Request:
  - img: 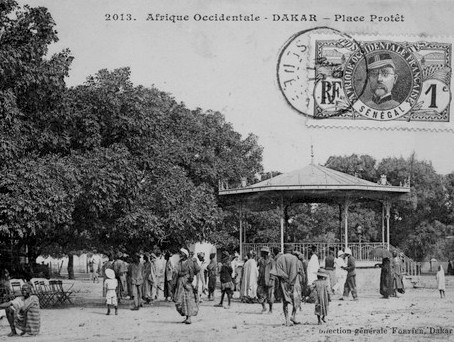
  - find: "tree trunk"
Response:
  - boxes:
[67,254,74,279]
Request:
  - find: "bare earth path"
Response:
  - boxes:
[1,269,453,342]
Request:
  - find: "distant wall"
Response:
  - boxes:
[36,254,106,275]
[420,261,449,274]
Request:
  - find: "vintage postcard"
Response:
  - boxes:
[4,0,454,341]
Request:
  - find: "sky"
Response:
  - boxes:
[17,0,454,175]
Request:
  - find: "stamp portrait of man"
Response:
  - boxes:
[364,53,400,110]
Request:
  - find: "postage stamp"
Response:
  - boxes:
[277,29,453,130]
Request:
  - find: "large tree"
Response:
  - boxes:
[0,1,264,274]
[0,1,74,274]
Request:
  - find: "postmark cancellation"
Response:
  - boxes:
[277,30,453,130]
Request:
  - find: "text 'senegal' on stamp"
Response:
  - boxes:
[277,28,453,130]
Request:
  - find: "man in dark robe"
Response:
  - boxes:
[270,244,301,326]
[257,246,275,313]
[206,253,217,301]
[379,257,393,298]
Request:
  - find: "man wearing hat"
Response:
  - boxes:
[333,250,347,296]
[364,52,400,110]
[270,244,302,326]
[257,246,275,313]
[174,248,199,324]
[341,247,358,301]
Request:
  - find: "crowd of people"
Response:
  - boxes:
[98,250,170,311]
[3,244,449,337]
[222,244,358,326]
[92,244,358,326]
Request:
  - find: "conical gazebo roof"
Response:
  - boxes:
[250,164,383,188]
[219,163,409,206]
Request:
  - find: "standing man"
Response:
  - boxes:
[379,256,393,299]
[113,252,125,300]
[118,254,129,299]
[324,248,336,294]
[174,248,199,324]
[257,247,275,313]
[154,250,166,300]
[194,252,207,302]
[307,245,319,286]
[0,284,40,336]
[230,252,241,293]
[341,247,358,301]
[240,251,258,303]
[392,251,405,296]
[102,254,115,297]
[333,250,347,296]
[270,244,301,326]
[206,253,217,301]
[163,251,174,301]
[142,253,154,304]
[130,253,144,310]
[88,256,98,283]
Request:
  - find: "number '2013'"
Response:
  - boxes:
[105,14,133,21]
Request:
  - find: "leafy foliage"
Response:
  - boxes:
[0,1,263,266]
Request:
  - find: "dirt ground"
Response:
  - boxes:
[1,269,453,342]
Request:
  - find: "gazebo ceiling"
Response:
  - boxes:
[219,164,410,208]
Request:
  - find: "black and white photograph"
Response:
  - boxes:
[0,0,453,341]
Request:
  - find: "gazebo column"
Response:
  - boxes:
[239,203,243,259]
[381,204,385,247]
[280,195,285,253]
[384,200,391,250]
[342,199,351,249]
[338,204,343,244]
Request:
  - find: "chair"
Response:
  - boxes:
[32,280,56,308]
[10,280,23,296]
[55,280,74,305]
[0,285,14,304]
[49,280,66,305]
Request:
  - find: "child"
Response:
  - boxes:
[214,251,233,309]
[104,269,118,315]
[436,265,446,298]
[313,270,330,324]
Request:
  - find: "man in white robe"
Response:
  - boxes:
[240,251,258,302]
[307,245,319,285]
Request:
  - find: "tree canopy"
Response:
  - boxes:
[0,2,263,274]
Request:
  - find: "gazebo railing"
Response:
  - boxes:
[242,242,384,261]
[242,242,420,276]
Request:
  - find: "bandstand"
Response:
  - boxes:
[219,163,411,263]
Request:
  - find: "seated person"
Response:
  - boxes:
[0,284,40,337]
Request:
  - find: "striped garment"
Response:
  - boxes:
[13,295,40,335]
